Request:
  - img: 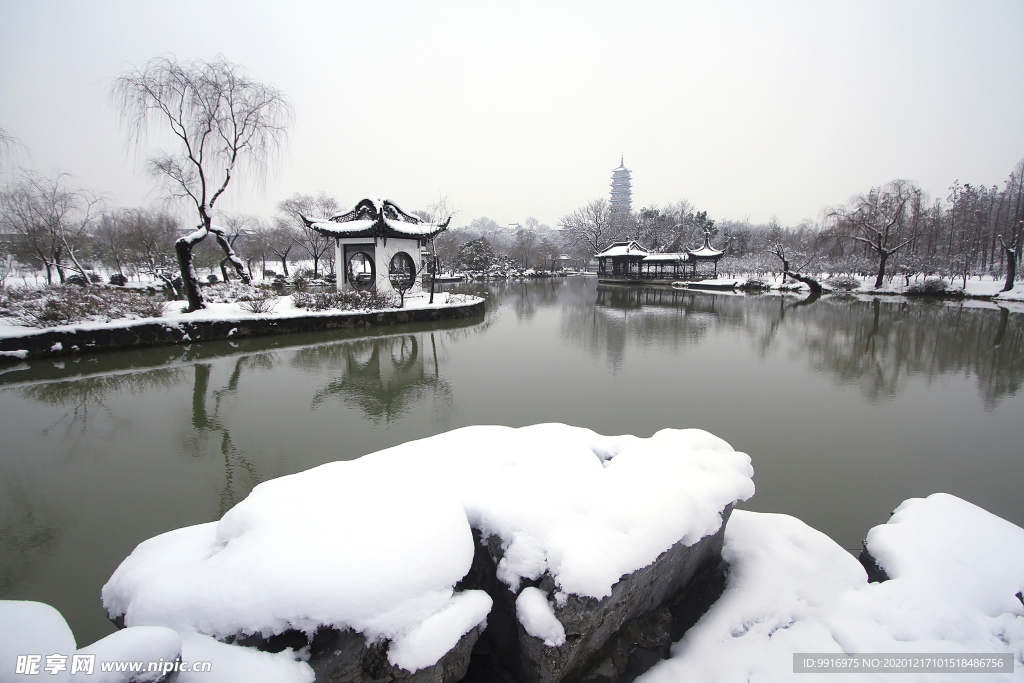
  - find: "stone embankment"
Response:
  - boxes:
[0,300,484,361]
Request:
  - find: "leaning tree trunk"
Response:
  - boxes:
[784,270,822,294]
[176,224,251,311]
[874,250,889,289]
[999,235,1018,292]
[176,229,207,311]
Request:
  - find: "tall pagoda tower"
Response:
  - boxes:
[610,156,632,215]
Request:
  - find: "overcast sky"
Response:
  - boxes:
[2,0,1022,230]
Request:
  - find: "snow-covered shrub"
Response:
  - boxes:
[291,275,308,291]
[906,277,962,296]
[202,280,257,304]
[237,286,278,314]
[109,273,128,286]
[824,276,860,291]
[206,273,219,284]
[5,285,164,327]
[737,279,770,291]
[292,289,396,311]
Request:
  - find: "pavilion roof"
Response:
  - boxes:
[596,241,648,258]
[303,197,449,241]
[687,232,724,259]
[642,252,690,262]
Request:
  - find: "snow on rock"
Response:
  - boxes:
[0,601,76,681]
[386,590,493,672]
[516,587,566,647]
[102,424,753,679]
[178,629,314,683]
[639,494,1024,683]
[71,626,181,683]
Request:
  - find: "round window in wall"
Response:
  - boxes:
[347,252,375,291]
[388,252,416,291]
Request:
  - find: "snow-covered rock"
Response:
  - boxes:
[102,424,754,683]
[0,601,76,681]
[71,626,181,683]
[638,493,1024,683]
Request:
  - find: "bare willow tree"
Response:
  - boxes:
[110,55,292,310]
[0,123,23,168]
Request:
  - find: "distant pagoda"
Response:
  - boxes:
[610,156,633,215]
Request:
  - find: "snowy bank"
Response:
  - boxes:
[0,292,483,361]
[639,493,1024,683]
[102,424,754,682]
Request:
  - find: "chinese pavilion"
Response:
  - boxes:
[595,229,725,283]
[303,197,449,295]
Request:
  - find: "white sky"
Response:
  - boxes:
[1,0,1022,229]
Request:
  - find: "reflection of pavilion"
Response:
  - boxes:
[310,334,451,423]
[596,229,724,283]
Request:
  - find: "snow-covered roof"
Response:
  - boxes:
[304,197,449,241]
[596,241,649,258]
[688,232,724,259]
[642,252,690,262]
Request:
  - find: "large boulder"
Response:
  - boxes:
[102,424,754,682]
[460,509,734,683]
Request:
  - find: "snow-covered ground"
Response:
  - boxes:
[0,291,479,342]
[735,273,1024,302]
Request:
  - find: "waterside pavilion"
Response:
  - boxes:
[596,230,725,283]
[303,197,449,295]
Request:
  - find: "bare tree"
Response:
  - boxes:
[558,197,615,255]
[997,162,1024,292]
[123,209,180,291]
[110,55,291,310]
[512,228,537,268]
[422,192,459,303]
[269,218,297,276]
[0,123,24,169]
[0,171,102,285]
[828,179,923,289]
[238,215,273,278]
[767,218,822,294]
[94,210,132,278]
[277,192,339,277]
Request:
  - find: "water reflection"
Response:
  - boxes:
[187,362,262,515]
[0,475,63,597]
[304,334,452,424]
[561,283,1024,407]
[19,369,183,450]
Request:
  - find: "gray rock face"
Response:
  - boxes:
[459,506,734,683]
[226,623,482,683]
[305,625,483,683]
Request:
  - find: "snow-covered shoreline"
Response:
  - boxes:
[0,292,484,362]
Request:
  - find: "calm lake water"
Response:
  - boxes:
[1,276,1022,646]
